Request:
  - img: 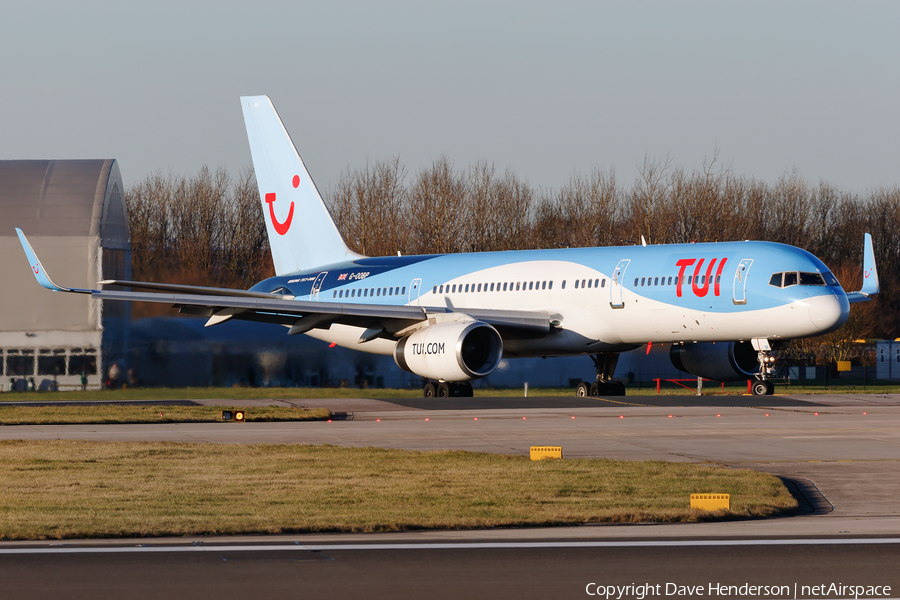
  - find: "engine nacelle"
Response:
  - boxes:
[394,321,503,382]
[670,341,759,382]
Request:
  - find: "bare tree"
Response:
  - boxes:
[408,157,468,255]
[627,154,674,245]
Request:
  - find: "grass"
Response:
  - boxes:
[0,441,796,540]
[0,405,330,426]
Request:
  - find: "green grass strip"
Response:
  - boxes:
[0,405,330,425]
[0,441,797,540]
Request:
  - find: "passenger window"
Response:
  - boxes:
[542,281,547,290]
[402,286,406,295]
[561,280,566,289]
[784,272,798,287]
[634,278,639,286]
[503,283,508,291]
[601,279,605,288]
[654,277,659,286]
[549,281,553,290]
[587,279,592,289]
[489,283,494,292]
[376,288,381,297]
[582,279,586,288]
[529,282,534,291]
[641,277,645,286]
[575,280,580,289]
[594,279,599,288]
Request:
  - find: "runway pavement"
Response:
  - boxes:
[2,393,899,599]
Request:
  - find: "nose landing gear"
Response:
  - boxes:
[751,339,776,396]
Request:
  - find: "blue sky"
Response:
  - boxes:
[3,1,898,194]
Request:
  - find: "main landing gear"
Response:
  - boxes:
[574,353,625,397]
[750,339,777,396]
[423,381,474,398]
[751,379,774,396]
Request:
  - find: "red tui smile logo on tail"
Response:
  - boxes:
[265,175,300,235]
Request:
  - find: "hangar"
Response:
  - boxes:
[0,160,130,390]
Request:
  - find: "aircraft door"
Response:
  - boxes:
[732,260,752,305]
[409,278,422,305]
[609,259,630,309]
[311,271,328,300]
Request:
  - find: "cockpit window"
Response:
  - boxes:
[769,272,830,288]
[799,272,825,286]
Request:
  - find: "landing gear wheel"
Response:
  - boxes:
[457,382,474,397]
[610,382,626,396]
[437,382,451,397]
[751,380,770,396]
[575,382,591,397]
[589,382,602,396]
[765,380,774,396]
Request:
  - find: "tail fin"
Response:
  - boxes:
[847,233,880,303]
[240,95,362,275]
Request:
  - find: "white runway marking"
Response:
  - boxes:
[1,538,899,554]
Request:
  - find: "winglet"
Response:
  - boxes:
[15,228,89,294]
[847,233,880,303]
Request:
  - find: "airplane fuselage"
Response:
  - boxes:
[249,240,851,357]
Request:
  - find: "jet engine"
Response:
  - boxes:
[670,341,760,382]
[394,321,503,382]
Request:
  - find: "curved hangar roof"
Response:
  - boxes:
[0,159,128,248]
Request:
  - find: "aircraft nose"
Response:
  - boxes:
[808,292,849,333]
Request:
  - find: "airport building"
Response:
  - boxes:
[0,160,130,391]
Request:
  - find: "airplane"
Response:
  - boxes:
[16,95,880,397]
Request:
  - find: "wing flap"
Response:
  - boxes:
[99,279,285,299]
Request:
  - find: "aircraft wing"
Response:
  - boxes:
[16,229,551,340]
